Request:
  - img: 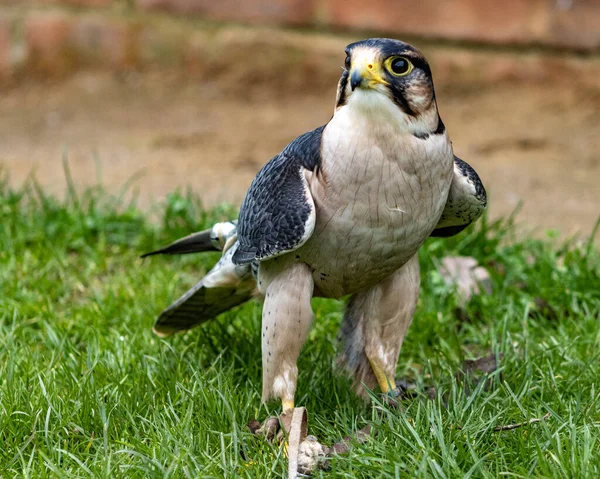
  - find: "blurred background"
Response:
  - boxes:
[0,0,598,237]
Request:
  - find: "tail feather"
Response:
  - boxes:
[141,229,216,258]
[337,295,377,397]
[141,221,238,258]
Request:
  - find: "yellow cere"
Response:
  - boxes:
[351,50,389,87]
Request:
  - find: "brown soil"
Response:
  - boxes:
[2,31,599,237]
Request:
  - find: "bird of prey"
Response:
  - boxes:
[144,38,487,414]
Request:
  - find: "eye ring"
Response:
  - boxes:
[384,56,413,77]
[344,55,351,70]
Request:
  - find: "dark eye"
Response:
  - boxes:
[386,56,412,76]
[344,55,351,70]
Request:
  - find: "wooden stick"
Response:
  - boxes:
[493,411,551,431]
[287,407,308,479]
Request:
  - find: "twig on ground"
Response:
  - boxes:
[455,411,551,432]
[493,411,551,431]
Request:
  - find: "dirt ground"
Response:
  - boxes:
[1,32,599,237]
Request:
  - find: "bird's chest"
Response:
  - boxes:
[299,120,453,297]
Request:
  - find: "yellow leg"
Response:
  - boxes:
[281,400,295,456]
[369,358,396,393]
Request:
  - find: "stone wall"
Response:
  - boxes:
[1,0,599,78]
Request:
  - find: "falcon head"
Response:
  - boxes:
[335,38,442,136]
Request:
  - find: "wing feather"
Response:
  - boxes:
[431,156,487,237]
[153,246,255,336]
[232,126,324,265]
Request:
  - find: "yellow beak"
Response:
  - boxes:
[350,54,388,90]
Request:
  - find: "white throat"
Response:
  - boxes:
[321,87,452,184]
[336,89,411,132]
[334,88,438,137]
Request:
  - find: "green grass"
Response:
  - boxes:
[1,173,599,478]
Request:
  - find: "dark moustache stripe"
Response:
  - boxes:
[390,85,417,117]
[336,69,349,108]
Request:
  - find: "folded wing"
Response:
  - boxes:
[431,156,487,237]
[232,126,324,265]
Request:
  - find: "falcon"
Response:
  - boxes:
[144,38,487,414]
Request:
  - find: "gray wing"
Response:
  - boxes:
[232,126,324,265]
[431,156,487,237]
[143,221,255,337]
[153,245,256,337]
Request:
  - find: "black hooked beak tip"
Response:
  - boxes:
[350,70,362,91]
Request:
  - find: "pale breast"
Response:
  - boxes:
[296,103,453,298]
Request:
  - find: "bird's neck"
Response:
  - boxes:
[333,89,441,138]
[321,94,452,184]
